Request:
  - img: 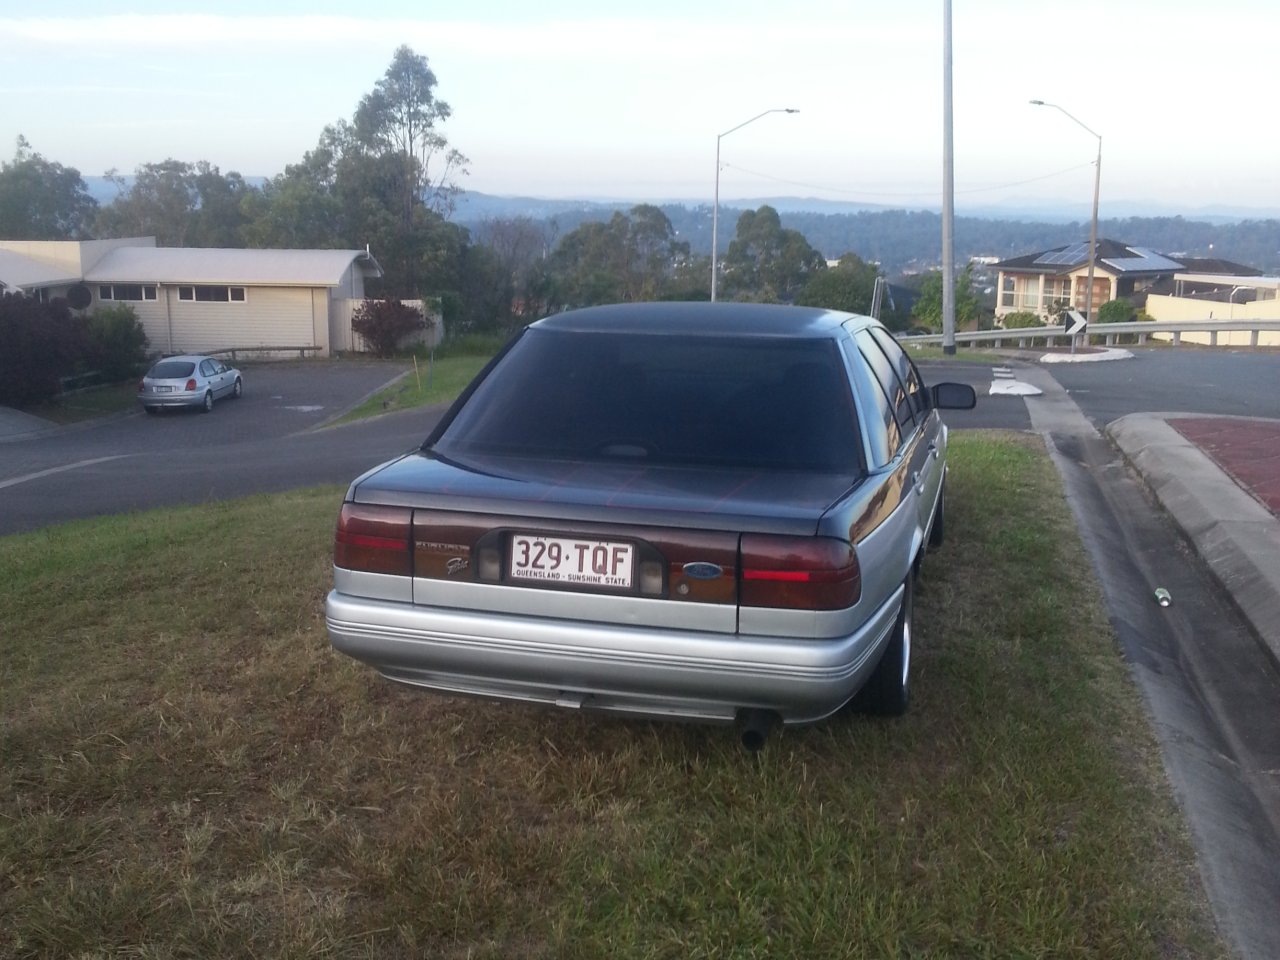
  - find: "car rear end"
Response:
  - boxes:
[325,304,914,728]
[138,358,203,410]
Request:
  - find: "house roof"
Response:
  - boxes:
[1173,273,1280,290]
[0,249,82,290]
[995,239,1184,276]
[83,247,383,287]
[1174,257,1262,277]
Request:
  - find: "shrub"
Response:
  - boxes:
[1001,311,1042,329]
[1097,299,1135,324]
[351,299,426,358]
[85,304,149,380]
[0,292,85,406]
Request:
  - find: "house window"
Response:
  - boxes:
[178,285,247,302]
[98,284,157,301]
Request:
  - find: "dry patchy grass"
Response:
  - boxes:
[0,435,1224,958]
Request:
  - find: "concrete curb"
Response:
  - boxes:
[1107,413,1280,669]
[1039,347,1134,364]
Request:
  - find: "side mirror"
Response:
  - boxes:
[930,382,977,410]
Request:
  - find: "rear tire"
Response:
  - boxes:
[144,406,158,416]
[202,391,214,413]
[856,574,912,716]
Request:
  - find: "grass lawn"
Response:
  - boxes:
[334,352,492,423]
[0,432,1223,958]
[21,381,141,424]
[902,344,1006,363]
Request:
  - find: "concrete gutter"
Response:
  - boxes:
[1107,413,1280,669]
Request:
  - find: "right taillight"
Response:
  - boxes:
[739,534,861,610]
[334,504,412,576]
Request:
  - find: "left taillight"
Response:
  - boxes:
[739,534,861,610]
[334,504,412,576]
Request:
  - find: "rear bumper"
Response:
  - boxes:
[138,391,203,409]
[325,586,903,724]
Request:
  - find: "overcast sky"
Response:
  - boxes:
[2,1,1277,216]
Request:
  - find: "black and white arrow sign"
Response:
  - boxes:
[1064,310,1088,336]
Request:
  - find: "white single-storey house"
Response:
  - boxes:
[0,237,437,358]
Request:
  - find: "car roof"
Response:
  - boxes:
[530,302,874,338]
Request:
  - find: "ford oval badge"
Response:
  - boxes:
[683,562,723,580]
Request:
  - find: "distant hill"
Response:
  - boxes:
[79,177,1280,275]
[450,192,1280,275]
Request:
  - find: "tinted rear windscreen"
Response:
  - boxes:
[434,329,862,473]
[150,361,196,379]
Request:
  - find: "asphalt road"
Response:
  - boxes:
[0,361,439,536]
[1042,346,1280,427]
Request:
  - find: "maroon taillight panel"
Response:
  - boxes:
[413,511,482,581]
[739,534,861,610]
[334,504,413,576]
[405,509,737,602]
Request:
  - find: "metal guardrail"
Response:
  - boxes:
[900,319,1280,349]
[209,345,324,361]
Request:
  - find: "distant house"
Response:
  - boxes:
[993,239,1189,322]
[992,238,1276,344]
[0,237,431,358]
[1144,272,1280,346]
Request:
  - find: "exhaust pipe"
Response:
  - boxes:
[736,708,781,752]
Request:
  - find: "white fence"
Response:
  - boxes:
[331,298,445,354]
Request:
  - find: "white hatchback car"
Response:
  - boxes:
[137,355,242,414]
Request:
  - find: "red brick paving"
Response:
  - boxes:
[1168,418,1280,517]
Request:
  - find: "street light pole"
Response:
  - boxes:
[711,108,799,302]
[1031,100,1102,350]
[941,0,956,354]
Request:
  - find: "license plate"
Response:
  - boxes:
[155,386,174,393]
[509,535,634,589]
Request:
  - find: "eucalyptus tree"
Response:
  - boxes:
[722,205,825,302]
[352,45,469,220]
[0,136,97,239]
[796,253,879,315]
[542,206,689,308]
[96,159,254,247]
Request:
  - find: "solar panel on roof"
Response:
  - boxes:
[1034,242,1090,266]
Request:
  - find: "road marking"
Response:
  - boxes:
[989,379,1043,396]
[0,455,133,491]
[283,405,324,413]
[993,367,1014,378]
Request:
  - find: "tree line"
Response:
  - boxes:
[23,44,1227,336]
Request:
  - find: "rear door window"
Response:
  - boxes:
[868,327,925,422]
[853,329,917,462]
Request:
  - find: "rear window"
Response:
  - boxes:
[433,329,863,473]
[149,361,196,379]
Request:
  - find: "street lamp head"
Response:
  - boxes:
[1029,99,1045,106]
[784,108,800,114]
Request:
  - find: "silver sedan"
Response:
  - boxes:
[137,355,242,414]
[325,303,976,749]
